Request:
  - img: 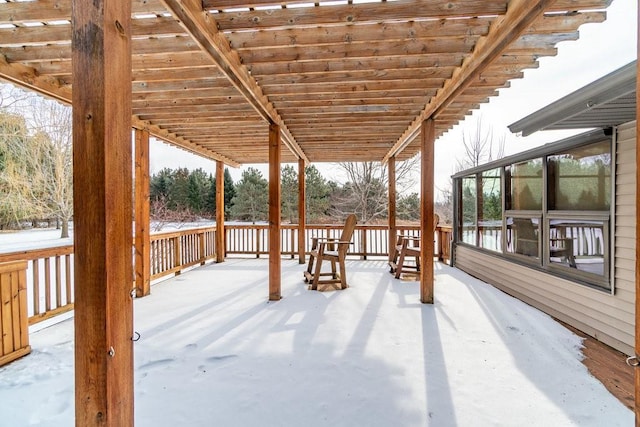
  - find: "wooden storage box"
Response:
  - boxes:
[0,260,31,366]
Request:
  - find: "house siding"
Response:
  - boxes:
[454,121,636,355]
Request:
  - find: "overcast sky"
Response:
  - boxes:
[150,0,637,196]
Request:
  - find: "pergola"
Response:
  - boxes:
[0,0,623,425]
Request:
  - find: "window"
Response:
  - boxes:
[460,175,476,245]
[505,158,542,210]
[506,216,540,259]
[453,135,613,291]
[547,141,611,211]
[478,169,502,252]
[504,158,543,263]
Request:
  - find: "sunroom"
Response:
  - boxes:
[451,61,636,356]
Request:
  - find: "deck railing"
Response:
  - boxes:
[0,223,452,324]
[150,227,217,279]
[0,245,75,325]
[225,224,451,261]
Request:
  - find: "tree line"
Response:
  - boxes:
[149,161,428,226]
[0,85,457,237]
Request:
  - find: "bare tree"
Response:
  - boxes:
[0,113,39,229]
[332,157,419,223]
[150,195,198,232]
[456,118,505,171]
[0,84,31,110]
[5,94,74,237]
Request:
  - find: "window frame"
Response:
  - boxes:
[452,131,613,292]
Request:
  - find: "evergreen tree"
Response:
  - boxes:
[150,168,172,202]
[223,168,236,217]
[205,173,216,215]
[281,164,298,223]
[305,165,331,222]
[230,167,268,222]
[187,168,210,215]
[169,167,190,210]
[398,193,420,221]
[209,167,236,218]
[187,173,203,214]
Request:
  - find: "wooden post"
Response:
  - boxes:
[388,157,397,262]
[634,11,640,424]
[135,128,150,297]
[72,0,134,424]
[216,160,225,263]
[269,123,282,300]
[298,158,306,264]
[420,119,435,304]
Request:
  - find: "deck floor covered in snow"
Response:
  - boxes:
[0,258,633,426]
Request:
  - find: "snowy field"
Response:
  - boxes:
[0,258,632,426]
[0,227,73,253]
[0,222,220,253]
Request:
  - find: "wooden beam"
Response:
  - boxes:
[207,0,609,12]
[298,158,306,264]
[420,119,435,304]
[158,0,308,164]
[248,55,464,77]
[228,18,492,49]
[383,0,557,163]
[212,1,508,31]
[269,124,282,300]
[72,0,134,424]
[135,129,151,298]
[0,0,166,24]
[238,39,476,64]
[388,157,396,263]
[132,117,241,167]
[216,160,225,263]
[0,56,72,104]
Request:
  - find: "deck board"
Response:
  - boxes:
[564,323,634,410]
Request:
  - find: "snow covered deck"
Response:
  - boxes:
[0,258,633,426]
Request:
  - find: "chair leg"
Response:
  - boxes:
[339,258,347,289]
[311,255,323,290]
[395,249,407,279]
[330,259,337,279]
[305,253,315,282]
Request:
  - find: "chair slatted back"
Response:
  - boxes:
[339,214,358,256]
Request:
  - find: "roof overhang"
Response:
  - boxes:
[0,0,614,165]
[509,60,637,136]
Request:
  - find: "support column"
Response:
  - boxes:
[420,119,435,304]
[72,0,133,424]
[388,157,397,262]
[269,124,282,300]
[216,160,225,263]
[135,128,150,297]
[634,11,640,423]
[298,158,306,264]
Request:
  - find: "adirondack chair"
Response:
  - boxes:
[389,214,439,279]
[304,214,357,291]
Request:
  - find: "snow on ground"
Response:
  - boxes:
[0,222,219,253]
[0,227,72,253]
[0,258,633,426]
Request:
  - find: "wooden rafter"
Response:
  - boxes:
[384,0,562,162]
[0,0,612,164]
[159,0,308,163]
[133,117,242,167]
